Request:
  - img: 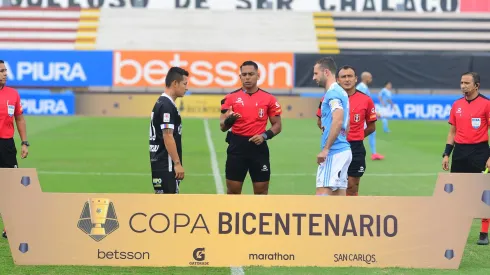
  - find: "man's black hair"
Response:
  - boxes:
[165,67,189,88]
[240,61,258,71]
[336,65,356,78]
[461,71,480,88]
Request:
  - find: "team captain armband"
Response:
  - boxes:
[328,99,343,111]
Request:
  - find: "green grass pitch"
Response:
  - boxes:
[0,116,489,274]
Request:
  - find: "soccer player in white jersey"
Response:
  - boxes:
[312,57,352,196]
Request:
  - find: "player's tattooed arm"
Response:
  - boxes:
[162,128,181,166]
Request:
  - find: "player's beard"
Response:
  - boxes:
[317,77,326,88]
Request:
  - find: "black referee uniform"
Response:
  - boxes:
[149,93,183,194]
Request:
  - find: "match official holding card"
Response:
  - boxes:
[442,72,490,245]
[0,60,30,239]
[219,61,282,195]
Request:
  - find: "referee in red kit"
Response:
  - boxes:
[220,61,282,195]
[442,71,490,245]
[0,60,30,239]
[316,65,377,196]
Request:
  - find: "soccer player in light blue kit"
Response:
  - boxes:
[313,57,352,196]
[356,72,384,160]
[378,81,394,133]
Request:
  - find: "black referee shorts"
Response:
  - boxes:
[225,132,270,183]
[347,140,366,178]
[450,142,488,173]
[0,138,18,168]
[150,161,180,194]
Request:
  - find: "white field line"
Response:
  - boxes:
[203,119,244,275]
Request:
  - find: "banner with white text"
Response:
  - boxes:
[0,0,470,13]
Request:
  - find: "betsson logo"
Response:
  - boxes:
[113,51,293,89]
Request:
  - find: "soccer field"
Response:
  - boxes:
[0,116,489,274]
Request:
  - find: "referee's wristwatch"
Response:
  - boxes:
[21,141,30,147]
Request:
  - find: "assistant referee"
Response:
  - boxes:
[442,71,490,245]
[0,60,30,239]
[220,61,282,195]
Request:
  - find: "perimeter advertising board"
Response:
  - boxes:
[0,169,489,269]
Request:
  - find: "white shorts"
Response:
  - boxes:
[378,106,391,118]
[316,149,353,190]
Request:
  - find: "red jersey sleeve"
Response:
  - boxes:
[14,91,23,116]
[267,96,282,117]
[366,97,377,122]
[316,96,323,118]
[220,94,232,114]
[449,103,456,125]
[487,99,490,125]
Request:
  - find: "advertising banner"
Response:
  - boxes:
[0,169,489,269]
[307,93,472,121]
[1,50,113,87]
[371,94,460,121]
[0,0,463,13]
[19,90,75,116]
[113,51,294,90]
[75,93,321,118]
[294,53,473,90]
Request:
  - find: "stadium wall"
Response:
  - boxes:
[73,92,490,121]
[74,93,321,119]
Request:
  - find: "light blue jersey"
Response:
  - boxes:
[379,88,393,106]
[356,82,370,96]
[320,83,350,155]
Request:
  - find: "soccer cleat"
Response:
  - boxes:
[371,153,385,160]
[2,229,6,239]
[477,232,489,245]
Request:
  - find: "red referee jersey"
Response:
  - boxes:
[0,86,23,139]
[448,94,490,144]
[316,90,377,141]
[221,88,282,137]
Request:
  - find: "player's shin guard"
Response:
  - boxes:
[369,131,377,154]
[482,219,489,233]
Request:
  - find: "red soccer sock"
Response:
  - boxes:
[482,219,489,233]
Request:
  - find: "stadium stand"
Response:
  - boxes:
[95,9,317,52]
[3,7,489,55]
[0,7,100,50]
[314,12,490,53]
